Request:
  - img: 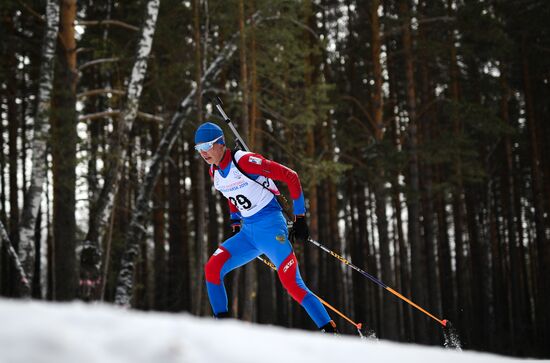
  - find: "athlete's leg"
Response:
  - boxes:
[253,213,332,328]
[276,252,332,328]
[204,228,260,316]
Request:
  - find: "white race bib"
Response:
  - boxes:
[213,151,279,217]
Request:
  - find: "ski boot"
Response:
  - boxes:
[214,312,231,319]
[320,320,339,335]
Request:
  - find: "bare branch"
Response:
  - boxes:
[79,57,120,72]
[136,111,165,123]
[76,47,94,55]
[17,0,45,22]
[77,88,125,99]
[262,15,320,41]
[339,94,378,133]
[382,16,455,40]
[77,19,139,32]
[78,110,119,121]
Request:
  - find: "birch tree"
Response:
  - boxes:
[114,30,242,307]
[17,0,60,297]
[1,221,29,293]
[80,0,160,299]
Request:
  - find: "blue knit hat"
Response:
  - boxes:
[194,122,225,145]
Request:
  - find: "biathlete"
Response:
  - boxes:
[195,122,337,333]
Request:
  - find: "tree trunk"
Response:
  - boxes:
[150,125,166,310]
[0,106,6,229]
[463,56,489,349]
[499,68,515,348]
[45,170,53,301]
[521,36,550,352]
[500,66,532,349]
[84,0,160,303]
[249,0,259,150]
[249,11,271,313]
[167,141,185,311]
[31,206,42,298]
[0,109,6,294]
[18,0,60,298]
[321,2,339,313]
[488,169,507,352]
[238,0,250,139]
[434,166,455,321]
[389,41,413,339]
[447,3,473,343]
[7,31,19,297]
[367,188,381,333]
[5,10,19,253]
[401,0,429,343]
[347,180,362,322]
[51,0,78,301]
[370,0,383,141]
[417,2,442,336]
[369,0,397,339]
[192,0,207,317]
[181,139,192,312]
[303,0,318,295]
[237,0,257,322]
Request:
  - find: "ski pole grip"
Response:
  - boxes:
[211,96,231,123]
[211,96,250,151]
[209,96,223,107]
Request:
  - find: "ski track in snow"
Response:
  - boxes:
[0,299,531,363]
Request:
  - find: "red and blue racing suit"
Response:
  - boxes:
[204,148,331,328]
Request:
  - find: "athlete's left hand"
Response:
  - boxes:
[291,215,309,243]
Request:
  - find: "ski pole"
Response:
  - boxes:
[212,96,250,152]
[311,292,364,336]
[307,238,449,328]
[256,255,365,336]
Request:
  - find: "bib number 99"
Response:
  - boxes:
[229,194,252,210]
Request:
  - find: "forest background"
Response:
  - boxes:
[1,0,549,358]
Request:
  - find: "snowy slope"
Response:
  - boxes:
[0,299,526,363]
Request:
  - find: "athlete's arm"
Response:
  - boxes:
[237,153,306,215]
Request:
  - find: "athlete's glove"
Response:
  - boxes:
[290,215,309,244]
[230,220,241,236]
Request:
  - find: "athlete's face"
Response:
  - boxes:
[199,142,225,165]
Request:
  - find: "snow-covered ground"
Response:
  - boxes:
[0,298,530,363]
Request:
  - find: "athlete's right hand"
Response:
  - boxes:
[290,215,309,244]
[230,220,241,236]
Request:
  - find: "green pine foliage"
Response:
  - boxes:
[2,0,550,357]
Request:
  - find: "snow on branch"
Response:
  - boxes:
[78,110,164,123]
